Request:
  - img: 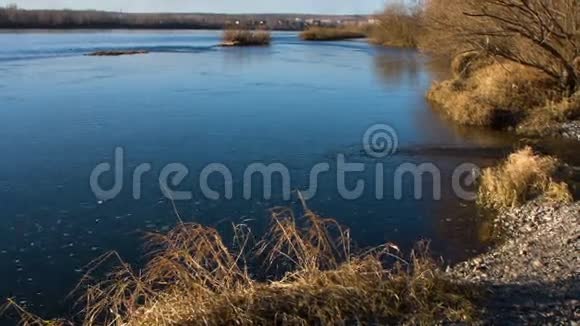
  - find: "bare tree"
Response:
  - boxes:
[425,0,579,94]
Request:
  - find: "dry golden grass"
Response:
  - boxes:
[221,30,271,46]
[3,208,478,325]
[478,147,572,210]
[428,60,563,129]
[427,79,496,126]
[300,27,367,41]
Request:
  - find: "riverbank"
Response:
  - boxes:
[451,200,579,323]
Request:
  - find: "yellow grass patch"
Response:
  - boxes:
[478,147,572,210]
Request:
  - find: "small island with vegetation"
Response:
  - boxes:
[220,30,272,47]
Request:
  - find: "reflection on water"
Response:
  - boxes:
[374,49,422,87]
[374,49,450,88]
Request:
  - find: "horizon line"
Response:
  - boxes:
[3,6,376,17]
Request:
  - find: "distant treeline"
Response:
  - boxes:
[0,7,368,30]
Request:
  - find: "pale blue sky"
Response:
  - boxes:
[0,0,394,14]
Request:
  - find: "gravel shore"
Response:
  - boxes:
[560,121,580,141]
[451,201,580,324]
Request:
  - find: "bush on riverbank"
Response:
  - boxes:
[368,3,424,48]
[4,209,478,325]
[478,147,572,210]
[428,58,580,134]
[300,26,367,41]
[427,61,563,129]
[221,30,271,46]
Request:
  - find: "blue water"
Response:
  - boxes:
[0,30,508,318]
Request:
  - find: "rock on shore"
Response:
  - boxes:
[452,201,579,324]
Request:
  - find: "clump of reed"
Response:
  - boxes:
[221,30,271,46]
[478,147,573,210]
[300,26,367,41]
[3,207,478,325]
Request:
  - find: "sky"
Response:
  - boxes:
[0,0,393,14]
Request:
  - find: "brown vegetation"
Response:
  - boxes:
[300,26,367,41]
[369,3,424,48]
[478,147,572,210]
[428,58,580,134]
[2,208,478,325]
[221,30,271,46]
[428,61,562,128]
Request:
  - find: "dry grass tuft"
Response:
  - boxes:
[221,30,271,46]
[478,147,572,210]
[5,208,479,325]
[300,27,367,41]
